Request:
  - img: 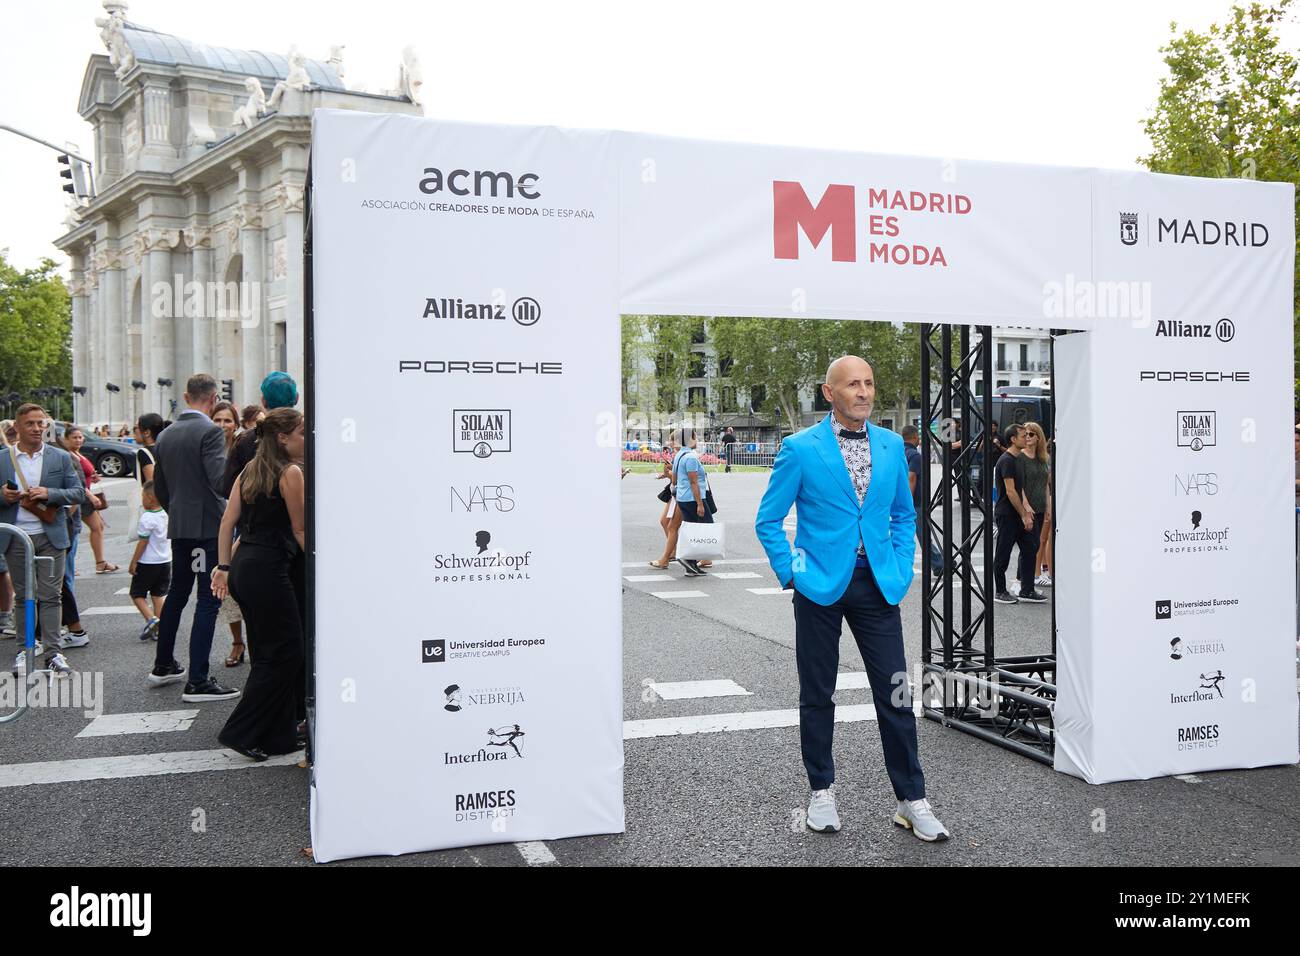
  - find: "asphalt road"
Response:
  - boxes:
[1,473,1296,867]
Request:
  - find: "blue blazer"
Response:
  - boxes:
[755,415,916,606]
[0,443,87,552]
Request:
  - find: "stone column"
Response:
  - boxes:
[184,224,214,376]
[277,180,306,388]
[98,243,125,429]
[237,204,266,406]
[85,267,102,422]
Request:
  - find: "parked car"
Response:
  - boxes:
[53,424,137,478]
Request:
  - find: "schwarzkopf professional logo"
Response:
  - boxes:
[1170,671,1225,704]
[1177,723,1220,751]
[1176,411,1216,451]
[422,639,445,664]
[1120,212,1139,246]
[450,485,515,512]
[1161,511,1230,555]
[433,530,534,584]
[453,410,511,458]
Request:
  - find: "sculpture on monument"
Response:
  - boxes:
[233,77,267,130]
[95,1,137,80]
[398,46,424,110]
[328,45,346,82]
[266,46,313,110]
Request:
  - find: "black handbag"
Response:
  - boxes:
[705,489,718,514]
[657,483,672,503]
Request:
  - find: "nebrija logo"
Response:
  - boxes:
[772,182,972,267]
[49,886,151,936]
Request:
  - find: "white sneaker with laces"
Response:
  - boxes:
[807,785,841,833]
[1035,572,1053,587]
[893,797,950,842]
[58,631,90,649]
[44,652,73,677]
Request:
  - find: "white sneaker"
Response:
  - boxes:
[893,797,950,842]
[57,630,90,649]
[11,651,25,673]
[1035,572,1052,588]
[43,652,73,677]
[807,785,841,833]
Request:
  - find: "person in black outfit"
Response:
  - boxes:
[211,408,306,761]
[992,424,1033,604]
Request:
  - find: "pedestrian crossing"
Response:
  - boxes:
[624,556,987,603]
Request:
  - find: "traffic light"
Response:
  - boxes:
[221,379,234,403]
[57,153,92,200]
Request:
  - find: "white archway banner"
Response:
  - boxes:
[308,109,1296,861]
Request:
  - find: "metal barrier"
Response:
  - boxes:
[0,524,39,725]
[696,441,780,469]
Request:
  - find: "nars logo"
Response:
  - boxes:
[450,485,515,512]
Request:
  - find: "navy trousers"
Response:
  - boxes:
[154,537,220,684]
[793,565,925,800]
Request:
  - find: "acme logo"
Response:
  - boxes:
[772,182,972,267]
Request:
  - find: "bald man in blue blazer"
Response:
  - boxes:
[755,355,949,842]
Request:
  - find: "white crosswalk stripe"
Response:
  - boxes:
[647,679,752,700]
[77,710,200,738]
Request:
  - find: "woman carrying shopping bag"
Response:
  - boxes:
[674,427,721,576]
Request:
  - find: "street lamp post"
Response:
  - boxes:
[105,382,121,431]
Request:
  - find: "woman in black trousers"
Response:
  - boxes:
[211,408,306,761]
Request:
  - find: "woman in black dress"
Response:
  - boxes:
[211,408,305,761]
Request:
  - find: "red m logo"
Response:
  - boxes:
[773,181,856,261]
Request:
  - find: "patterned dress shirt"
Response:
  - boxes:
[830,412,872,555]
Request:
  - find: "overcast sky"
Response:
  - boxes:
[1,0,1289,273]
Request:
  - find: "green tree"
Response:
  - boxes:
[1141,1,1300,384]
[0,250,72,413]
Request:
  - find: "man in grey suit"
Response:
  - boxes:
[149,374,239,702]
[1,404,87,676]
